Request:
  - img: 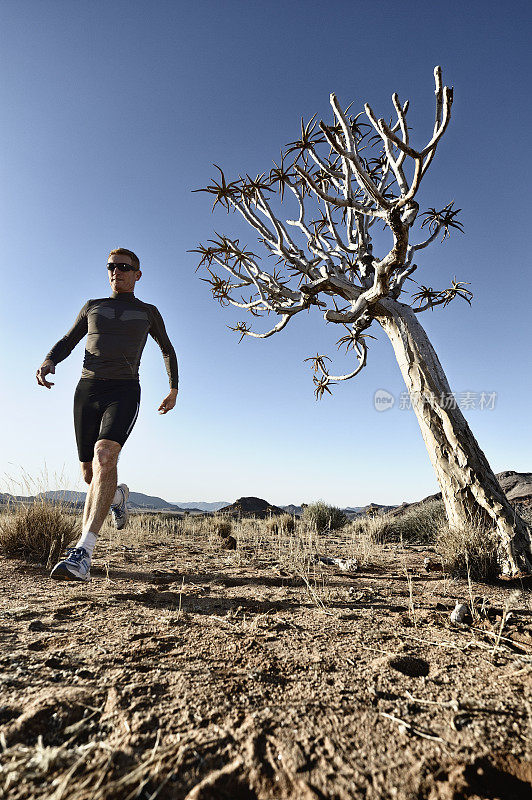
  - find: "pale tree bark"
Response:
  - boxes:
[375,298,532,575]
[194,67,532,576]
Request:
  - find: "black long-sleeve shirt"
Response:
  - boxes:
[45,292,178,389]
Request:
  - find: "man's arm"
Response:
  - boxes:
[36,301,90,389]
[148,305,179,390]
[148,305,179,414]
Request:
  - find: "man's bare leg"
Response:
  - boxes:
[50,440,122,581]
[82,439,121,535]
[80,461,93,529]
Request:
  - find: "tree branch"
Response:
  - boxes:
[196,67,456,393]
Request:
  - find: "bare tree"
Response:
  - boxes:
[193,67,532,576]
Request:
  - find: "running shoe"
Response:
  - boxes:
[110,483,129,530]
[50,547,91,582]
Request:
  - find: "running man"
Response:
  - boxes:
[36,248,178,581]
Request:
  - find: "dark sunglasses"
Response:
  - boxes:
[107,262,138,272]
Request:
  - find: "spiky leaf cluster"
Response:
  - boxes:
[411,277,473,311]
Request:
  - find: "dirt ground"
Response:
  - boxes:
[1,521,532,800]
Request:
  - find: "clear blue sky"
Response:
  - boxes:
[1,0,530,506]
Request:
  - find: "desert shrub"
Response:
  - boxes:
[210,515,233,537]
[302,501,347,532]
[346,499,446,544]
[347,514,389,545]
[436,522,500,581]
[264,517,278,535]
[386,500,447,543]
[0,501,78,566]
[265,513,296,535]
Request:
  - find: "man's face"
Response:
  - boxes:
[107,253,142,294]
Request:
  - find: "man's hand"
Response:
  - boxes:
[36,359,56,389]
[158,389,178,414]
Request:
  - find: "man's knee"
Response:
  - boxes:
[93,440,121,471]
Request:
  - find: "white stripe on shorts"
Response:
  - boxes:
[125,402,140,437]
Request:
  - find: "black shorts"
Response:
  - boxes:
[73,378,141,463]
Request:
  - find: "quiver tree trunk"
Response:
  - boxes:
[375,297,532,576]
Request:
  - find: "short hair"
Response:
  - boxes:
[108,247,140,270]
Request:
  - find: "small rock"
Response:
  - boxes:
[450,602,470,624]
[336,558,358,572]
[314,555,358,572]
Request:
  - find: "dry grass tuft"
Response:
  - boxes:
[0,501,78,567]
[344,516,386,565]
[349,499,446,545]
[301,501,347,532]
[386,499,447,543]
[436,521,500,581]
[347,515,389,546]
[264,513,296,535]
[210,515,233,537]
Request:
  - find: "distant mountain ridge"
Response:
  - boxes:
[0,491,365,516]
[170,501,231,512]
[34,490,182,510]
[219,497,285,519]
[281,504,364,517]
[0,471,529,515]
[0,490,229,513]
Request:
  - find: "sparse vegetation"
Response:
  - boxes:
[347,514,389,545]
[2,494,532,800]
[264,513,296,535]
[127,511,182,542]
[347,499,446,545]
[436,521,500,581]
[344,515,384,565]
[158,512,184,523]
[301,501,347,532]
[0,501,77,566]
[386,499,447,543]
[1,491,519,585]
[210,515,233,537]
